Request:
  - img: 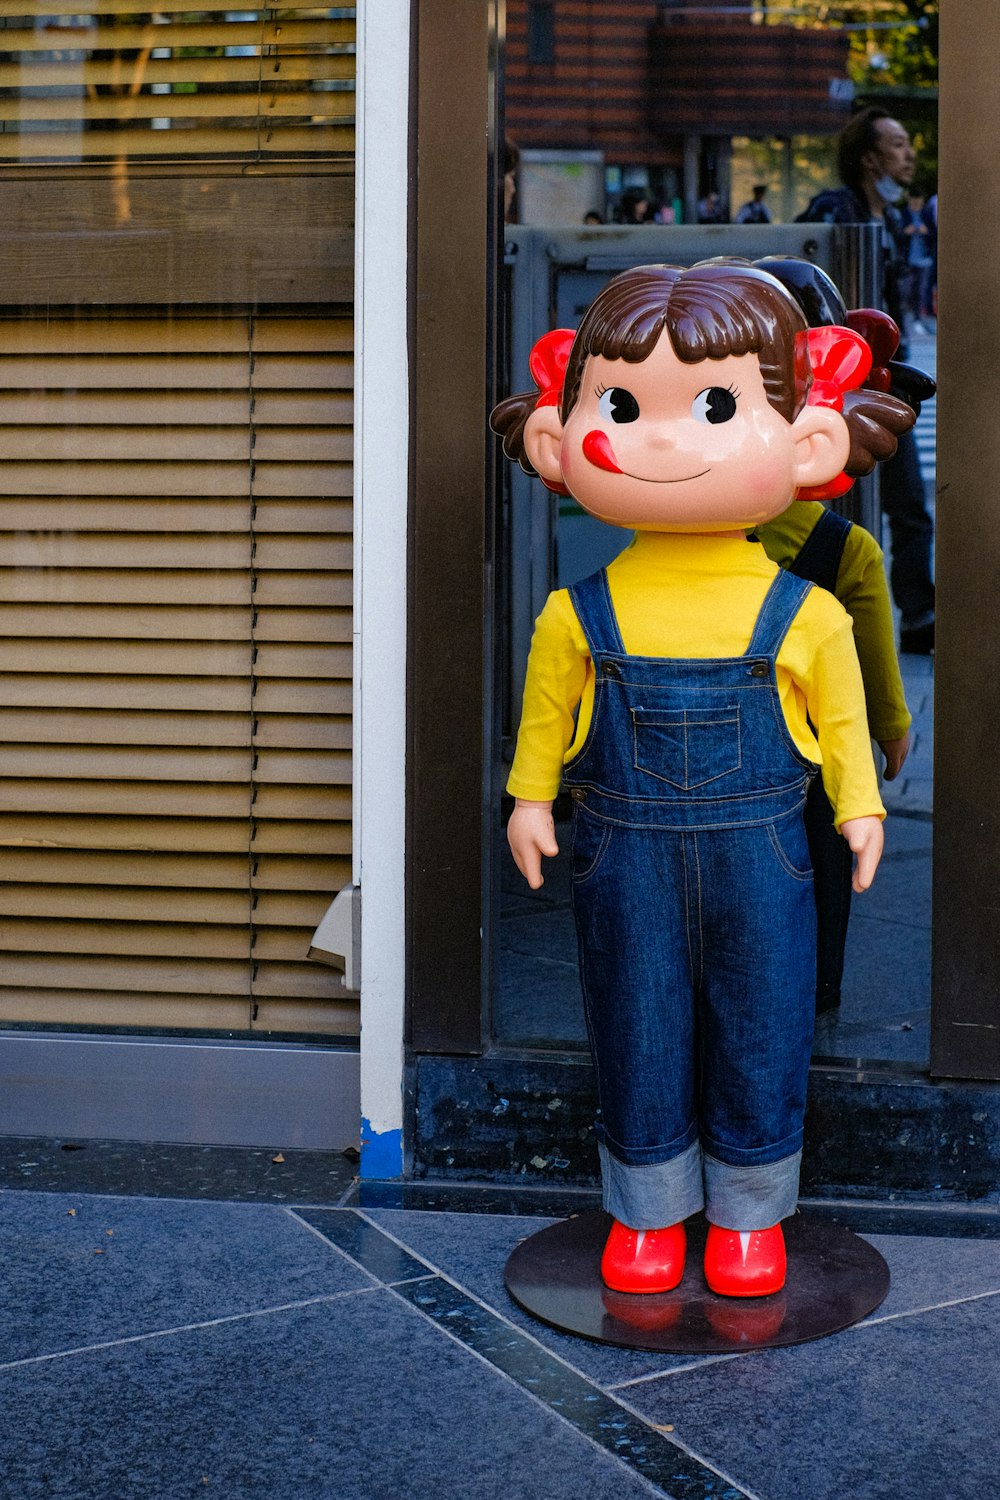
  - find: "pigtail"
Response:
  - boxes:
[795,320,919,498]
[842,387,915,476]
[839,308,918,475]
[490,328,576,492]
[490,388,542,475]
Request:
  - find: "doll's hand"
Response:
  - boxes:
[839,815,884,893]
[508,799,559,889]
[877,730,911,781]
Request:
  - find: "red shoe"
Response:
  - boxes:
[600,1218,686,1294]
[703,1223,786,1297]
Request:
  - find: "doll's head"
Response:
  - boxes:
[491,260,913,532]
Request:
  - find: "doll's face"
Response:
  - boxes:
[525,329,849,533]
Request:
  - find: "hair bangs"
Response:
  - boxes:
[580,265,681,363]
[667,280,766,364]
[559,261,807,423]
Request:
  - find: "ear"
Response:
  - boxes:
[789,404,851,490]
[860,146,881,178]
[524,404,566,487]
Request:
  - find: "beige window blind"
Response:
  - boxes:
[0,310,357,1036]
[0,4,355,163]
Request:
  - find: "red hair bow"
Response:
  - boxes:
[794,325,873,503]
[844,308,900,394]
[529,328,575,409]
[799,325,873,410]
[527,328,576,494]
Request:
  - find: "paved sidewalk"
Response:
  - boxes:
[880,650,933,819]
[0,1140,997,1500]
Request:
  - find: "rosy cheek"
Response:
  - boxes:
[747,457,787,499]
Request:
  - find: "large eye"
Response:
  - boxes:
[692,386,738,424]
[598,386,640,424]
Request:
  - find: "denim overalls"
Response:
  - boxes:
[565,564,819,1232]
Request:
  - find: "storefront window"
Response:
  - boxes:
[0,7,357,1041]
[0,6,353,165]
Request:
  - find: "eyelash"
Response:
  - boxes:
[594,380,742,400]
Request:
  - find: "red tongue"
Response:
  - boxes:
[582,429,623,473]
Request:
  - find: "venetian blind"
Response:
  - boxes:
[0,311,357,1036]
[0,4,355,163]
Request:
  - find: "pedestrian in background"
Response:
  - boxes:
[503,137,520,224]
[697,189,726,223]
[901,190,937,334]
[614,186,656,224]
[735,184,773,224]
[797,107,936,654]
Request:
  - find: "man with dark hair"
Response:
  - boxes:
[735,184,772,224]
[797,108,935,654]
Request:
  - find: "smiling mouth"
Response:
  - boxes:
[580,430,710,484]
[620,467,711,484]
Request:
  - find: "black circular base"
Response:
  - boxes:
[504,1210,889,1354]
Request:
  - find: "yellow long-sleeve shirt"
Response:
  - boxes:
[755,501,911,744]
[507,530,885,829]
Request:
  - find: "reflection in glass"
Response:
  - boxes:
[0,6,355,165]
[0,7,358,1040]
[495,228,933,1068]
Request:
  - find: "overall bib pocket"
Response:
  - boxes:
[631,704,742,790]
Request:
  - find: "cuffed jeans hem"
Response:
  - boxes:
[702,1149,802,1230]
[599,1139,705,1230]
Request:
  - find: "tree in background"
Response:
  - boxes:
[732,2,938,216]
[845,0,938,186]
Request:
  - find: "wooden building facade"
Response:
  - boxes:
[504,0,852,216]
[0,4,364,1149]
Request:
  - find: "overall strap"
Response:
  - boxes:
[567,569,627,659]
[788,507,852,594]
[745,568,814,659]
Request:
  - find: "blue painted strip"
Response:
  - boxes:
[360,1119,403,1179]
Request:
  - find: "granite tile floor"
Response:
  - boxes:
[1,1145,997,1500]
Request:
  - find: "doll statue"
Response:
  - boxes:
[491,261,914,1299]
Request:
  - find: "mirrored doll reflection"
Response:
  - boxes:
[496,255,934,1074]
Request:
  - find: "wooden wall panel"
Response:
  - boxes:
[0,175,354,307]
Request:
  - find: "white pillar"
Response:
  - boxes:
[354,0,410,1177]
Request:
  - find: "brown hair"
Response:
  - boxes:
[490,259,912,479]
[836,106,894,200]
